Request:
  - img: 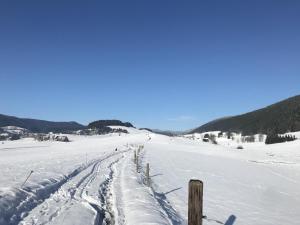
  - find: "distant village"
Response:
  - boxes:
[0,126,70,142]
[0,125,129,142]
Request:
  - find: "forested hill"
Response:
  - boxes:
[88,120,134,129]
[0,114,85,133]
[191,95,300,135]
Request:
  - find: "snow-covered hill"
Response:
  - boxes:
[0,128,299,225]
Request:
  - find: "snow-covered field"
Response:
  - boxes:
[1,128,300,225]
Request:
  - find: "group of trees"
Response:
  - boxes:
[85,120,132,136]
[265,134,297,144]
[0,136,6,141]
[203,133,218,144]
[0,133,20,141]
[78,127,129,136]
[219,132,233,139]
[242,135,255,143]
[34,134,69,142]
[88,120,133,129]
[203,131,297,145]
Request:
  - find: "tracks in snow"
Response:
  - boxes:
[5,144,187,225]
[17,149,130,225]
[82,157,122,225]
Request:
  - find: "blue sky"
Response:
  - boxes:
[1,1,300,130]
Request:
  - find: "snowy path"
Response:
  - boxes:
[14,146,176,225]
[5,143,175,225]
[18,149,127,225]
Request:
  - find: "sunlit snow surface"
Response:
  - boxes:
[0,128,300,225]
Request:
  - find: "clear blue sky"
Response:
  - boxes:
[1,1,300,130]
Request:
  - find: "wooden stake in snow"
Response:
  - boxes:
[21,170,34,188]
[146,163,150,186]
[136,154,139,172]
[134,151,137,164]
[188,179,203,225]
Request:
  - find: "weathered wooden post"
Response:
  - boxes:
[146,163,150,186]
[134,151,137,164]
[188,180,203,225]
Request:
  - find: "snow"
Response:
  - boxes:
[0,129,300,225]
[143,135,300,225]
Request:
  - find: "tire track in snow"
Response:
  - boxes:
[82,156,124,225]
[12,149,130,225]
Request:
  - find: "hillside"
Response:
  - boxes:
[0,114,85,133]
[88,120,134,129]
[191,95,300,135]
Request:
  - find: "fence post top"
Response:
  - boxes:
[189,179,203,185]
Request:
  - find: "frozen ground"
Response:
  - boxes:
[0,128,300,225]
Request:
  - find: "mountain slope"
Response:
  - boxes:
[191,95,300,135]
[0,114,85,133]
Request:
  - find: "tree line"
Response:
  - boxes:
[265,134,297,144]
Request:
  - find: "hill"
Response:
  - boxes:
[191,95,300,135]
[0,114,85,133]
[88,120,134,129]
[151,129,184,136]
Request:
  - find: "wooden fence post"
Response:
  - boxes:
[134,151,137,164]
[146,163,150,186]
[136,154,139,172]
[188,180,203,225]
